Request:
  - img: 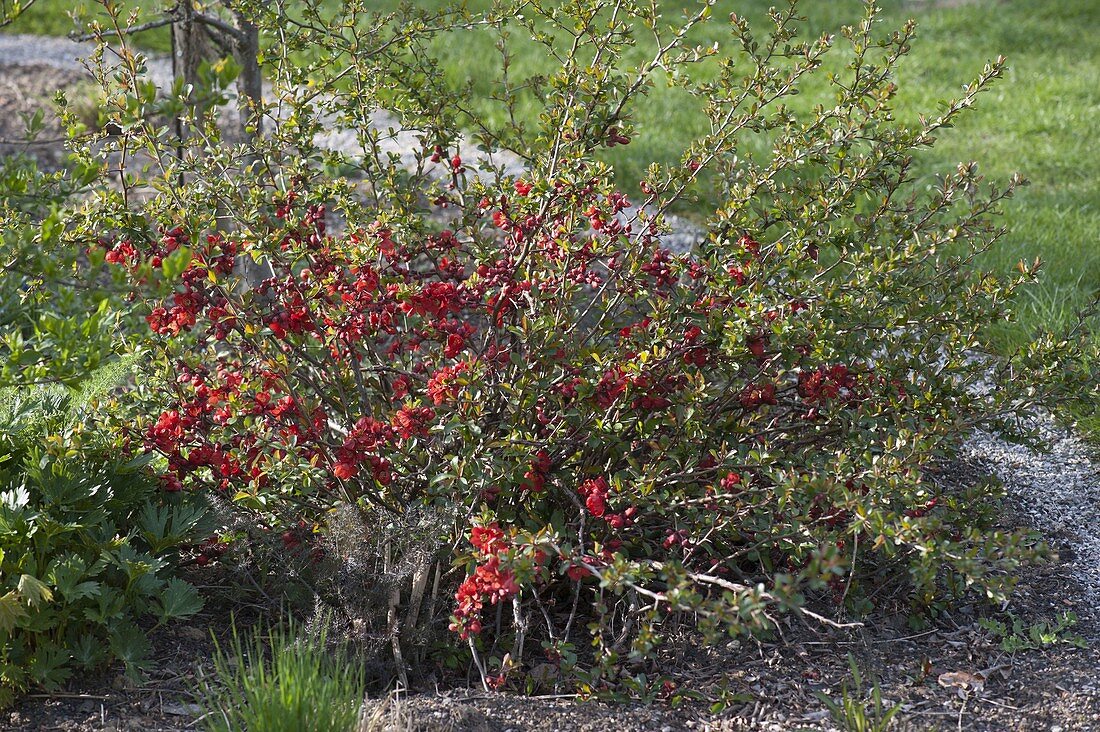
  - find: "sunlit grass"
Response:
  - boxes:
[192,619,366,732]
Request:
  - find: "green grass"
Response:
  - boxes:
[191,619,366,732]
[379,0,1099,352]
[5,0,1098,351]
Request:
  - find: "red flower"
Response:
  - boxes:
[566,564,588,582]
[520,450,552,493]
[470,523,506,555]
[104,239,139,267]
[427,361,470,405]
[594,367,628,409]
[578,477,610,517]
[746,335,768,360]
[737,234,761,256]
[739,382,777,410]
[392,375,411,400]
[444,333,466,359]
[392,405,435,439]
[720,472,742,491]
[332,462,358,480]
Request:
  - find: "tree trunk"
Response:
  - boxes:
[233,11,263,142]
[171,1,215,122]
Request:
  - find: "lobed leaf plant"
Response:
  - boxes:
[0,376,208,706]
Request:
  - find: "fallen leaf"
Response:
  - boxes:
[162,703,203,716]
[937,670,985,693]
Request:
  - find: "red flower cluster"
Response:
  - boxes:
[451,525,519,640]
[578,477,610,517]
[798,364,857,404]
[333,417,394,485]
[392,405,435,439]
[681,325,710,366]
[113,173,870,649]
[103,239,138,267]
[521,450,552,493]
[739,382,777,410]
[427,361,470,405]
[719,471,742,491]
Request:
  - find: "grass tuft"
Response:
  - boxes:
[193,618,366,732]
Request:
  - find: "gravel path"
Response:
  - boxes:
[0,32,172,84]
[965,415,1100,608]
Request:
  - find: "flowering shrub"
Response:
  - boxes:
[65,0,1097,691]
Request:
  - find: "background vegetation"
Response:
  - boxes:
[9,0,1098,350]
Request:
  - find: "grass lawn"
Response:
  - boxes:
[369,0,1099,354]
[6,0,1098,353]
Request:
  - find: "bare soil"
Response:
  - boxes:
[7,558,1098,731]
[0,62,86,169]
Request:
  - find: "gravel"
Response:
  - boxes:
[0,32,101,71]
[964,413,1100,608]
[0,32,172,85]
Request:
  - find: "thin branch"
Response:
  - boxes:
[192,11,246,41]
[0,0,38,28]
[71,15,176,42]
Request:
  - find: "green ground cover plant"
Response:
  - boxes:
[1,135,206,706]
[0,378,207,706]
[978,610,1087,653]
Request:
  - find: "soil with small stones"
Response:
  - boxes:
[9,557,1099,731]
[0,63,86,169]
[4,43,1100,732]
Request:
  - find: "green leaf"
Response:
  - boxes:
[157,578,203,620]
[161,246,192,280]
[108,622,151,681]
[17,574,52,608]
[27,641,71,690]
[0,591,28,633]
[71,634,107,669]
